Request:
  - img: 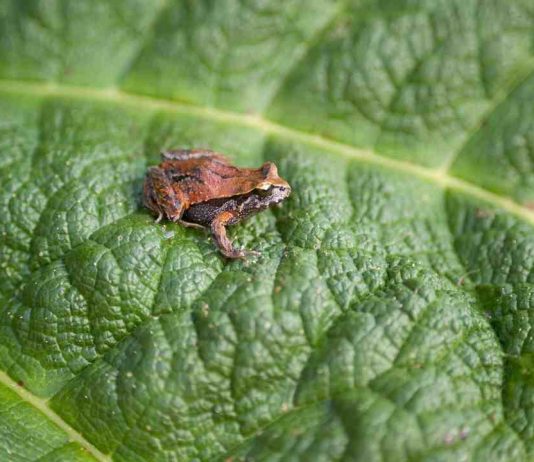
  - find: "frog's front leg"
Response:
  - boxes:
[211,211,260,259]
[144,167,187,222]
[178,219,206,230]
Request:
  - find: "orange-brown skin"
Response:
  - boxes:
[143,149,291,258]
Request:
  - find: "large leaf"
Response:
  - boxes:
[0,1,533,460]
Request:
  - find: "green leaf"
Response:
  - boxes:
[0,1,533,461]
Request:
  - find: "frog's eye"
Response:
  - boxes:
[257,183,273,197]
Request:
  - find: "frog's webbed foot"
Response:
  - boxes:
[223,248,261,259]
[211,211,259,259]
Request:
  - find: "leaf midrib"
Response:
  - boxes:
[0,370,109,462]
[1,78,533,226]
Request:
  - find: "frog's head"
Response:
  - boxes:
[255,162,292,205]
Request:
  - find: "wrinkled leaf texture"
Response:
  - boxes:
[0,1,534,461]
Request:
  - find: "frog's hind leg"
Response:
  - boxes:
[211,211,260,259]
[144,167,187,222]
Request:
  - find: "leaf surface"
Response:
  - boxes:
[0,1,534,461]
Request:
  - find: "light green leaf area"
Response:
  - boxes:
[0,1,533,461]
[0,378,95,461]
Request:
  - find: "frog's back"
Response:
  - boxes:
[161,155,269,205]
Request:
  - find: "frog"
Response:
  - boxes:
[143,149,292,259]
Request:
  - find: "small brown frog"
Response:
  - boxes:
[143,149,291,258]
